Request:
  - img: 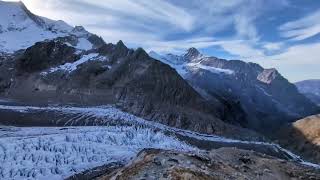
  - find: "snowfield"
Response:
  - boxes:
[0,126,196,180]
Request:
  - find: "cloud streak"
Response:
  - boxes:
[279,9,320,41]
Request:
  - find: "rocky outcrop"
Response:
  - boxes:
[16,41,79,73]
[97,148,320,180]
[276,114,320,164]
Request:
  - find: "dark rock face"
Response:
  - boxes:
[295,79,320,106]
[151,49,319,132]
[0,54,15,93]
[16,41,78,73]
[96,148,320,180]
[0,38,259,138]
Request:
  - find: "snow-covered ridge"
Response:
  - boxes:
[149,51,234,76]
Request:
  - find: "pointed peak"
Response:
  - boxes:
[185,47,201,59]
[116,40,125,47]
[115,40,128,51]
[188,47,200,54]
[71,26,89,35]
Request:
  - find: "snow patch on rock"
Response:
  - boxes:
[187,63,234,75]
[75,38,93,50]
[47,53,99,74]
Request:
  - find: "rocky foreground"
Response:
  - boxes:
[93,148,320,180]
[277,114,320,164]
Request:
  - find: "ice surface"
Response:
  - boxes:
[0,126,196,179]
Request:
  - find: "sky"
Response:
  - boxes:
[5,0,320,82]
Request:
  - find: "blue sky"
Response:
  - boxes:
[10,0,320,82]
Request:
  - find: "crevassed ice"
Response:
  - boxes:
[0,126,196,179]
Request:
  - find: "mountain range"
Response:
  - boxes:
[150,49,319,132]
[0,1,319,179]
[295,79,320,106]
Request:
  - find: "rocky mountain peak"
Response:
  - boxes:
[116,40,126,49]
[184,47,201,59]
[257,68,279,84]
[71,25,89,37]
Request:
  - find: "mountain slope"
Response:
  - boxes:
[150,48,319,131]
[277,114,320,164]
[295,79,320,106]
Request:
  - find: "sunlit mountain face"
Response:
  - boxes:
[0,1,319,179]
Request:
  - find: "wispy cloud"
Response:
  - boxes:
[266,42,320,65]
[279,9,320,41]
[263,42,284,51]
[258,42,320,82]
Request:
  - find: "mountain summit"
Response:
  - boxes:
[185,47,201,59]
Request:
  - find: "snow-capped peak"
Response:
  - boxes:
[0,1,94,53]
[0,1,72,34]
[149,49,234,77]
[71,25,90,37]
